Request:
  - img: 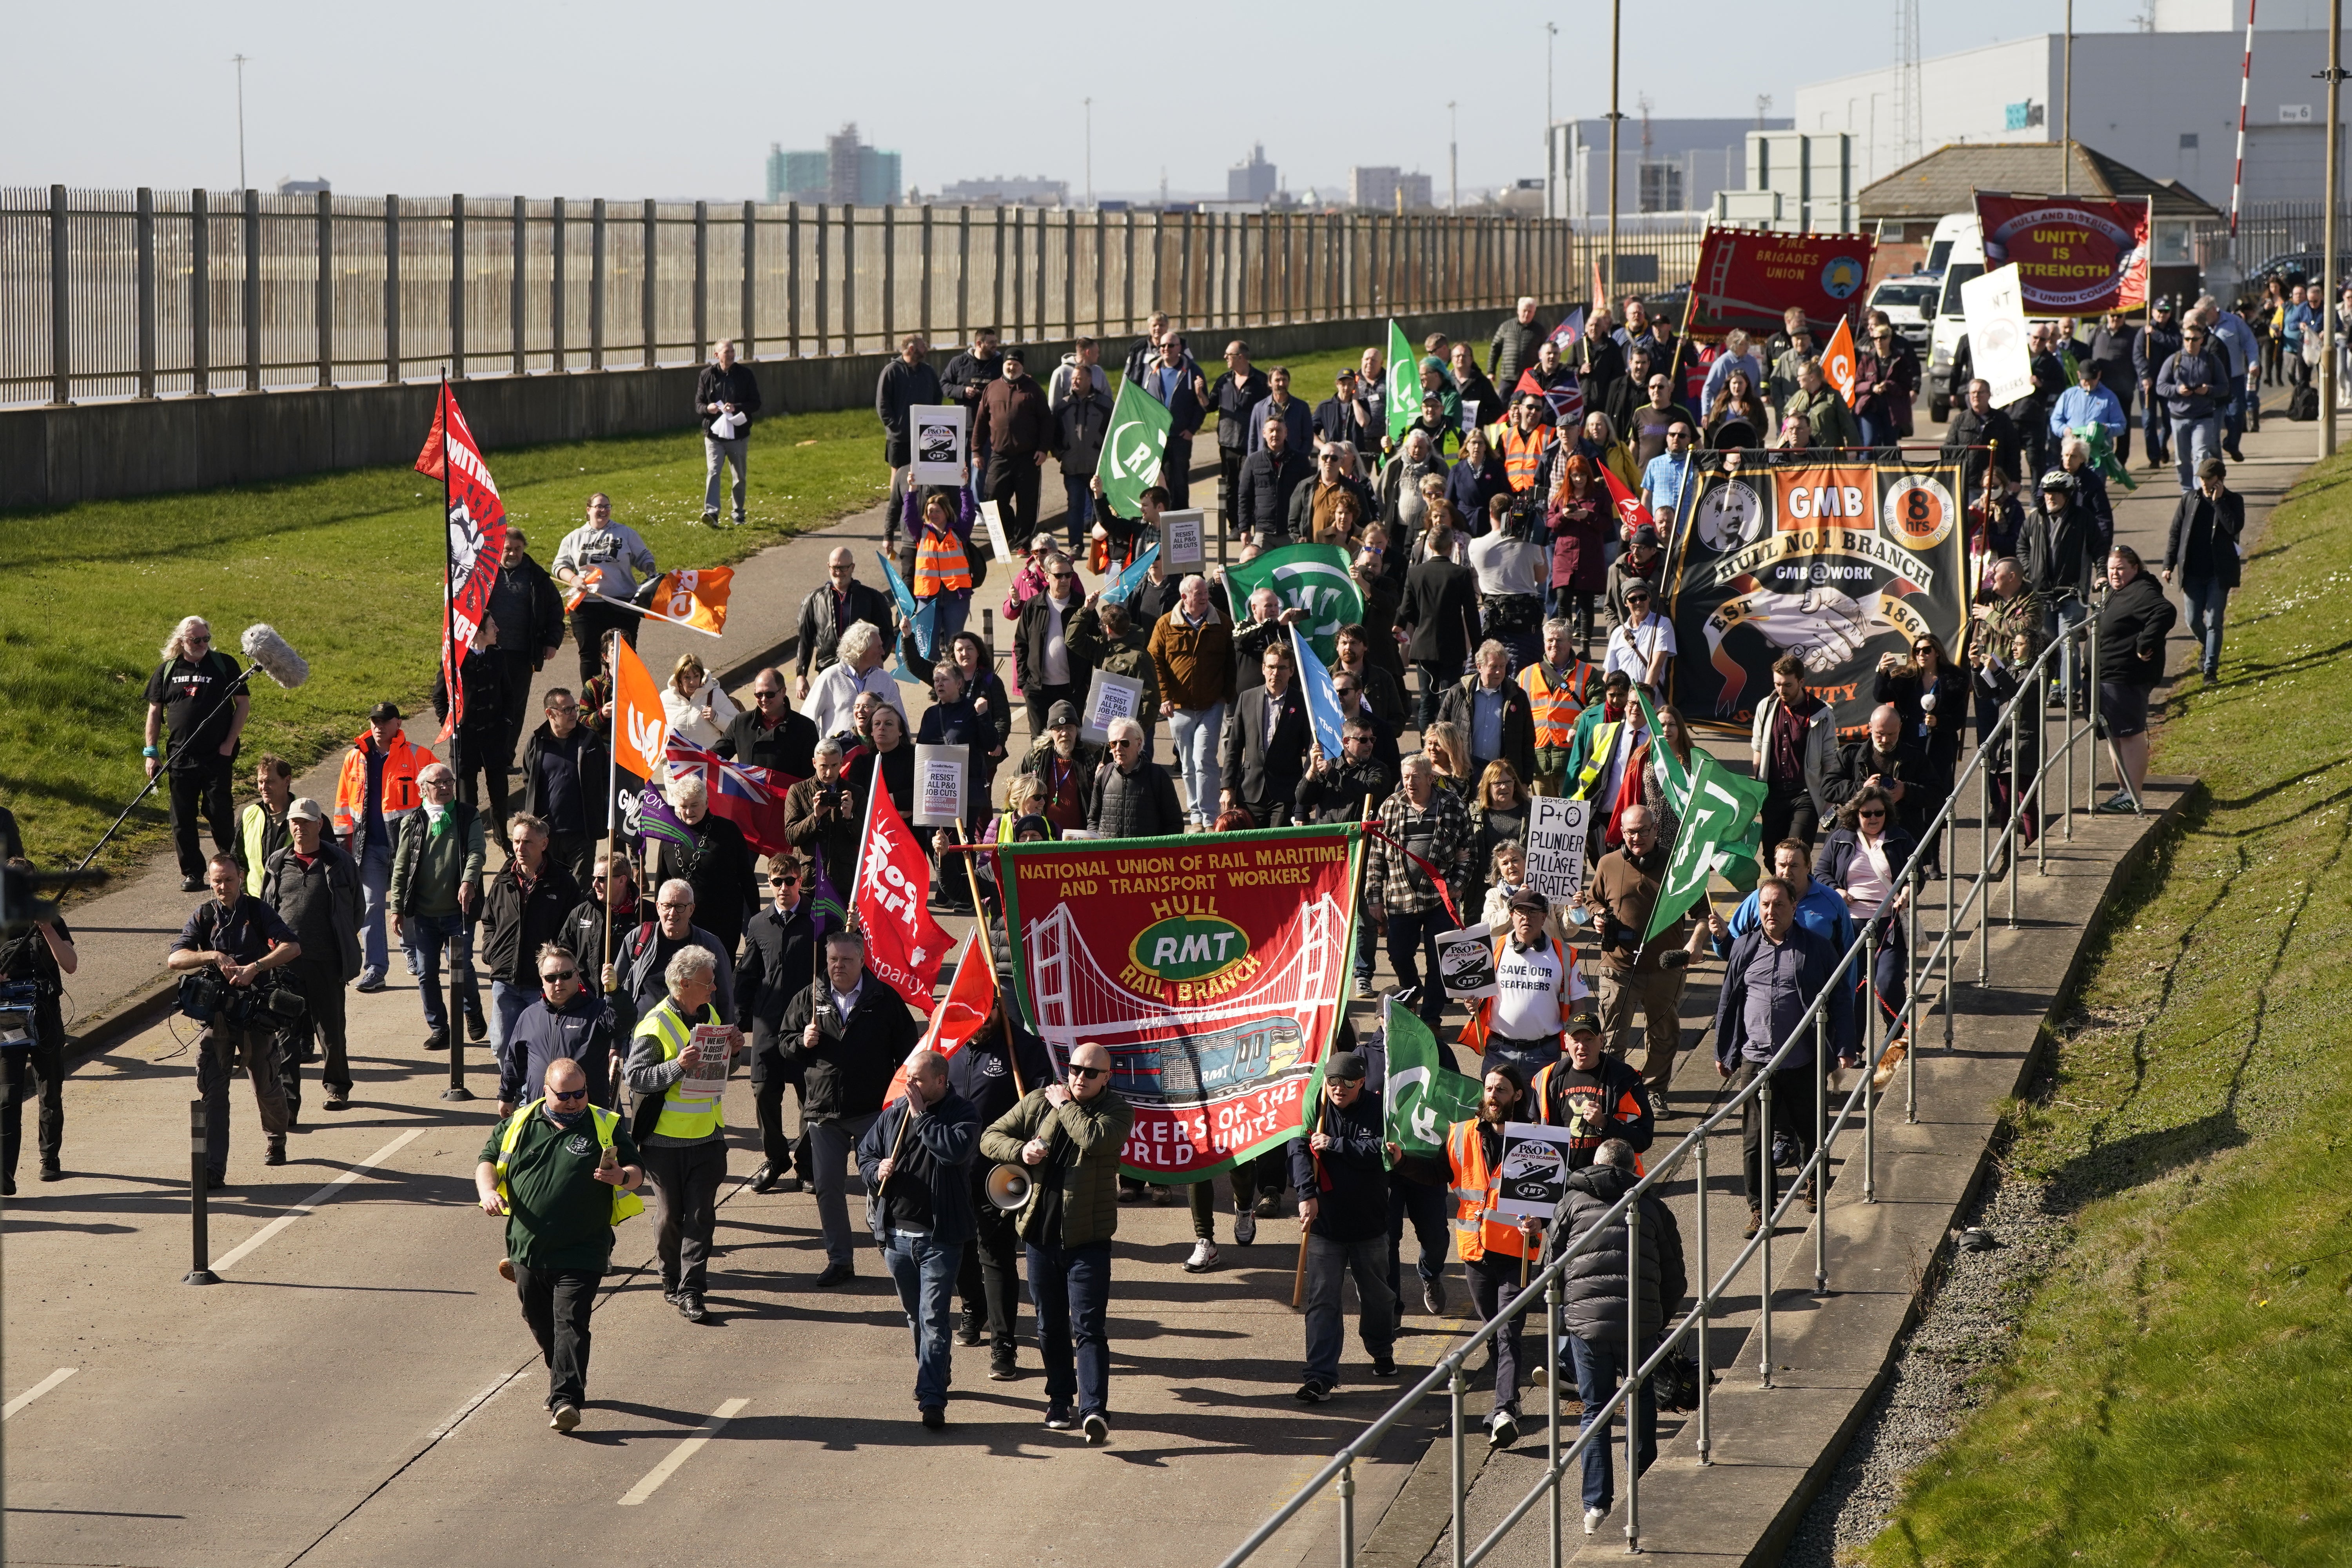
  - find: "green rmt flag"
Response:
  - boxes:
[1097,377,1173,518]
[1383,1000,1484,1158]
[1386,319,1419,445]
[1221,541,1363,667]
[1645,751,1770,943]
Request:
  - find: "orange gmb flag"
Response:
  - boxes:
[1821,316,1858,405]
[610,635,670,781]
[650,566,734,633]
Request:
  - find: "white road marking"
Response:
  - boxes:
[617,1397,748,1506]
[4,1367,77,1419]
[211,1128,425,1272]
[426,1365,535,1445]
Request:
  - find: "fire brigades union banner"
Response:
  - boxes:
[1668,455,1969,735]
[997,824,1364,1181]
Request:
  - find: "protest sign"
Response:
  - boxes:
[1524,796,1593,905]
[1494,1122,1581,1220]
[1961,265,2035,407]
[1081,669,1145,744]
[913,744,968,827]
[1161,508,1205,570]
[910,405,968,485]
[979,499,1013,563]
[1434,923,1498,1002]
[680,1025,733,1098]
[998,822,1363,1181]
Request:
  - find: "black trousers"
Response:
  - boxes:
[275,956,350,1103]
[1218,448,1247,533]
[751,1069,811,1181]
[957,1176,1024,1352]
[546,830,598,890]
[1733,1061,1817,1212]
[450,730,512,839]
[490,650,539,768]
[1161,433,1194,508]
[572,601,639,688]
[642,1138,726,1293]
[198,1023,289,1180]
[987,454,1044,542]
[1758,779,1820,857]
[2,1014,65,1176]
[168,758,237,880]
[513,1262,601,1408]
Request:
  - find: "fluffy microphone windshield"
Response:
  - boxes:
[241,624,311,690]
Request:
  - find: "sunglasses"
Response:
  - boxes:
[1067,1065,1109,1080]
[770,873,801,885]
[753,690,784,702]
[542,969,578,983]
[1857,808,1887,819]
[548,1087,589,1102]
[186,635,212,646]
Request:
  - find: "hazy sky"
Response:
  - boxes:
[10,0,2155,200]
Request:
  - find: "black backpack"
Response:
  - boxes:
[2289,384,2320,422]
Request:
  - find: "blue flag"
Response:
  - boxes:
[874,550,935,677]
[1289,625,1346,762]
[1100,542,1161,606]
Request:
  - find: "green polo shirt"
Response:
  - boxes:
[480,1104,640,1272]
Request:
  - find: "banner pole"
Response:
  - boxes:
[951,819,1021,1096]
[601,628,622,995]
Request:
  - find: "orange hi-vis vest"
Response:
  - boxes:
[331,730,435,842]
[1501,425,1552,493]
[1528,1060,1650,1176]
[914,526,973,597]
[1446,1118,1531,1263]
[1521,660,1597,752]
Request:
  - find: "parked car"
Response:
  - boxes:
[1866,274,1940,359]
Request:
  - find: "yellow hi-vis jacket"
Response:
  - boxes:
[494,1100,645,1225]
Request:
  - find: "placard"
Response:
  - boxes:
[913,742,969,826]
[1526,796,1593,905]
[910,404,968,485]
[1434,923,1498,1001]
[1161,507,1205,570]
[680,1024,733,1097]
[1960,265,2034,408]
[1493,1120,1582,1221]
[979,499,1014,563]
[1082,669,1145,745]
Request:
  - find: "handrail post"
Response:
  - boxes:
[2062,619,2077,842]
[1546,1272,1563,1565]
[1813,1002,1828,1296]
[2034,653,2051,877]
[1940,813,1955,1050]
[1338,1460,1357,1568]
[2007,695,2022,927]
[1864,916,1879,1201]
[1757,1071,1774,1389]
[1450,1364,1468,1568]
[1905,869,1921,1123]
[1976,733,1991,984]
[2087,613,2103,815]
[1625,1196,1642,1555]
[1693,1132,1711,1465]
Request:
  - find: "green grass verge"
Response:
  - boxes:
[1862,454,2352,1564]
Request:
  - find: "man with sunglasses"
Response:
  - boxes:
[794,550,896,703]
[561,850,649,999]
[737,854,818,1194]
[1013,555,1095,740]
[499,943,621,1116]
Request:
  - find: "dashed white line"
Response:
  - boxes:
[4,1367,77,1419]
[617,1397,748,1506]
[211,1128,425,1272]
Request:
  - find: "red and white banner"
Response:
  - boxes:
[1974,194,2152,315]
[415,384,508,739]
[1599,461,1654,540]
[854,782,953,1008]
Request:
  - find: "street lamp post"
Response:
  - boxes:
[1608,0,1622,306]
[2323,0,2344,457]
[1448,100,1459,213]
[232,53,250,192]
[1546,21,1559,220]
[1084,98,1093,209]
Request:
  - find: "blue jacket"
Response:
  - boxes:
[1711,921,1859,1072]
[1716,876,1855,959]
[1245,393,1316,455]
[2048,383,2124,441]
[500,991,620,1108]
[2209,310,2258,380]
[2155,347,2230,420]
[1811,826,1918,927]
[857,1085,983,1246]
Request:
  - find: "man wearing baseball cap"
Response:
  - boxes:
[1529,1011,1653,1171]
[1459,886,1589,1078]
[1290,1049,1397,1402]
[976,346,1054,546]
[261,797,364,1118]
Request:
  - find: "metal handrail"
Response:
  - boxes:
[1222,612,2119,1568]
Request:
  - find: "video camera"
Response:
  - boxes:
[0,981,38,1051]
[176,967,307,1032]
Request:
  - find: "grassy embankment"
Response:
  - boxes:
[1862,452,2352,1564]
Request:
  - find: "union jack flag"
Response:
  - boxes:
[663,735,799,858]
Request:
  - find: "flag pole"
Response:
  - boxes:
[437,374,472,1105]
[572,586,724,638]
[949,818,1021,1094]
[601,627,622,996]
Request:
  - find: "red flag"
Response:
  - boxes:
[1598,461,1654,541]
[664,735,797,857]
[1513,368,1585,427]
[854,782,953,1008]
[885,941,997,1102]
[416,385,508,740]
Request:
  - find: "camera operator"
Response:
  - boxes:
[261,800,363,1119]
[168,853,302,1185]
[145,617,250,892]
[781,740,858,895]
[2,857,77,1192]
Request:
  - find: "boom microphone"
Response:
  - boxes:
[241,624,310,689]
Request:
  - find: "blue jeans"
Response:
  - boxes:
[881,1229,965,1412]
[2180,574,2229,671]
[2173,414,2220,495]
[916,591,970,662]
[1168,704,1225,826]
[1387,1178,1451,1310]
[1025,1238,1113,1417]
[1482,1036,1562,1081]
[1303,1233,1396,1385]
[2049,596,2089,698]
[2141,392,2171,461]
[1568,1332,1659,1513]
[407,911,477,1033]
[488,978,534,1056]
[1856,937,1907,1051]
[1063,474,1094,552]
[969,437,993,505]
[1385,909,1448,1025]
[358,836,394,978]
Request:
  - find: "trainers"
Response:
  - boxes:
[323,1087,350,1111]
[1295,1378,1332,1403]
[463,1006,487,1042]
[1488,1408,1520,1450]
[1771,1132,1796,1169]
[1118,1185,1142,1204]
[920,1406,946,1430]
[1045,1406,1077,1431]
[1083,1412,1110,1446]
[354,971,387,994]
[1232,1208,1258,1247]
[1584,1506,1608,1535]
[2095,791,2138,815]
[550,1401,581,1433]
[989,1351,1018,1381]
[1370,1357,1400,1378]
[957,1311,984,1346]
[1421,1279,1446,1316]
[1150,1184,1174,1206]
[1183,1239,1221,1272]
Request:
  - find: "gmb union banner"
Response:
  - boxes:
[1975,193,2151,316]
[1669,455,1969,734]
[1689,227,1877,338]
[997,823,1363,1181]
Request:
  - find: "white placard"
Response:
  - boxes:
[679,1024,733,1097]
[1160,507,1206,570]
[979,499,1014,563]
[1081,669,1146,744]
[1493,1120,1582,1221]
[910,404,968,485]
[1960,265,2034,408]
[1435,923,1498,1001]
[1526,795,1593,905]
[914,742,969,826]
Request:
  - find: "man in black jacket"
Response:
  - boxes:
[795,548,898,700]
[976,348,1055,541]
[1822,705,1928,839]
[1089,719,1185,838]
[715,667,818,782]
[260,800,363,1119]
[942,328,1005,499]
[778,931,925,1285]
[1209,341,1271,537]
[432,621,514,847]
[1940,378,2022,503]
[519,688,607,889]
[1290,1051,1396,1401]
[480,814,583,1067]
[1014,561,1094,739]
[495,947,620,1114]
[736,854,817,1194]
[1489,297,1553,393]
[877,334,944,515]
[1236,414,1313,546]
[659,776,757,960]
[563,849,650,1002]
[2021,468,2105,697]
[1221,644,1311,827]
[1398,520,1482,729]
[696,339,763,526]
[485,529,567,770]
[2133,300,2183,470]
[1436,642,1539,784]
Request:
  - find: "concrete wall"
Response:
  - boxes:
[0,306,1506,512]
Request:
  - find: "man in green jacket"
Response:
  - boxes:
[388,762,487,1051]
[980,1041,1134,1446]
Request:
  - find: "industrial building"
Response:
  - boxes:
[766,124,902,206]
[1545,115,1791,220]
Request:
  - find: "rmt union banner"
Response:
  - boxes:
[1669,455,1970,733]
[996,824,1365,1182]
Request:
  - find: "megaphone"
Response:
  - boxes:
[984,1163,1032,1211]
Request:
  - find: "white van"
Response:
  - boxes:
[1924,211,1985,422]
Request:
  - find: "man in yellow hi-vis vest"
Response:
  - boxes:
[622,944,742,1325]
[474,1056,644,1433]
